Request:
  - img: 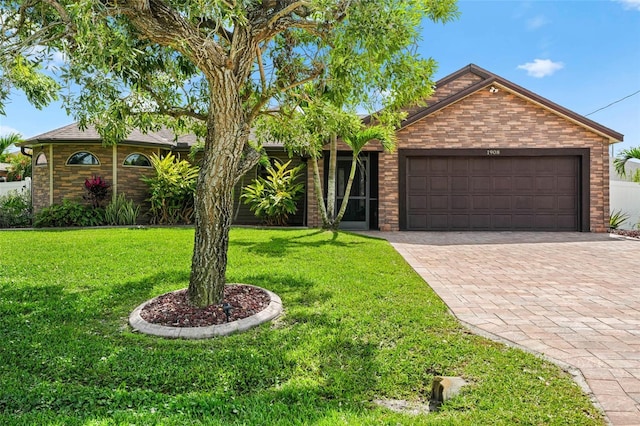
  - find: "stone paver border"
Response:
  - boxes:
[129,284,282,339]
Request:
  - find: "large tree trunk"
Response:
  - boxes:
[187,70,249,307]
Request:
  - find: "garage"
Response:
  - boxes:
[400,149,589,231]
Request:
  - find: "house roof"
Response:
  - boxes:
[366,64,624,143]
[22,122,199,149]
[20,122,286,150]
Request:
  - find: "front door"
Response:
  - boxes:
[336,155,369,230]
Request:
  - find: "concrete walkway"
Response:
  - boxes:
[360,232,640,425]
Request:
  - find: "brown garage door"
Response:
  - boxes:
[405,155,580,231]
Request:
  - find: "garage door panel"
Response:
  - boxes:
[557,176,577,191]
[558,195,577,210]
[491,195,511,209]
[451,158,469,173]
[408,176,427,191]
[513,214,535,228]
[536,176,556,191]
[451,176,469,191]
[450,215,470,228]
[557,215,578,229]
[429,214,448,228]
[494,177,512,191]
[512,158,536,173]
[514,176,534,191]
[409,158,429,174]
[405,155,580,231]
[429,158,448,173]
[470,215,491,228]
[515,196,534,209]
[430,176,448,191]
[492,159,513,175]
[493,215,512,228]
[408,195,426,209]
[408,214,427,229]
[536,195,556,210]
[472,195,490,209]
[451,195,469,209]
[429,195,448,209]
[473,177,491,191]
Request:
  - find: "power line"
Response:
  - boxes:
[585,89,640,117]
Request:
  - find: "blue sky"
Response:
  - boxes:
[1,0,639,156]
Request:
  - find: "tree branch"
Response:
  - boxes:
[256,44,267,95]
[266,1,311,29]
[235,143,262,184]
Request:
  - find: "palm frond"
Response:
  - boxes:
[614,147,640,178]
[343,125,397,155]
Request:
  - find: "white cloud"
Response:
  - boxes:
[517,59,564,78]
[527,15,549,30]
[616,0,640,11]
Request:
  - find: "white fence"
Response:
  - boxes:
[0,178,31,197]
[610,180,640,230]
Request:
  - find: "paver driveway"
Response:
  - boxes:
[362,232,640,426]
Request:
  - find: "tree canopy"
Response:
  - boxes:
[0,0,459,306]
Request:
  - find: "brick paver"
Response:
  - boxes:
[362,232,640,425]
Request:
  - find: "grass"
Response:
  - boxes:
[0,228,604,425]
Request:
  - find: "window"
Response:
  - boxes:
[35,152,48,166]
[67,151,100,165]
[123,153,152,167]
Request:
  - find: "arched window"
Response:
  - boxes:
[66,151,100,165]
[123,153,152,167]
[35,152,48,166]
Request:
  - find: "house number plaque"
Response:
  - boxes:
[486,149,501,156]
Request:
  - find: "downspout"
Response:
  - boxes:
[20,146,32,158]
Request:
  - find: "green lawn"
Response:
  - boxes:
[0,228,604,425]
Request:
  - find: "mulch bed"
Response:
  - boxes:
[609,229,640,239]
[140,285,271,327]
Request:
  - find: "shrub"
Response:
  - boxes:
[241,159,305,226]
[609,209,629,230]
[104,194,140,226]
[7,154,32,181]
[34,200,104,227]
[84,175,110,208]
[0,190,32,228]
[142,153,199,225]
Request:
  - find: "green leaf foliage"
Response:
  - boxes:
[104,194,141,226]
[141,153,199,225]
[0,190,32,228]
[609,209,629,230]
[34,199,104,227]
[614,146,640,180]
[241,160,305,226]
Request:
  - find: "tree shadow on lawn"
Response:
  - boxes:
[0,274,386,424]
[232,229,365,257]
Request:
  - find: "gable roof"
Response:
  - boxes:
[22,122,199,149]
[372,64,623,143]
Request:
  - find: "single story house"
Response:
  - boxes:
[21,64,623,232]
[20,124,304,225]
